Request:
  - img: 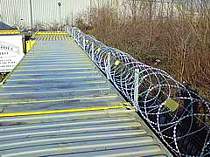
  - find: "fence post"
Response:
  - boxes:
[83,36,85,50]
[73,29,76,40]
[106,52,111,80]
[75,32,78,43]
[91,42,94,61]
[71,28,74,38]
[134,68,140,110]
[77,31,80,44]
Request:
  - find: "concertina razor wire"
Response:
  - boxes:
[66,27,210,157]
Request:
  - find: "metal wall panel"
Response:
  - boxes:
[0,0,90,27]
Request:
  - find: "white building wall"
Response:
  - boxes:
[0,0,91,27]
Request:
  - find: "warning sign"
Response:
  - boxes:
[0,35,24,72]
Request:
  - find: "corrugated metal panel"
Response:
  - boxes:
[0,22,13,29]
[0,109,170,157]
[0,0,122,27]
[0,0,90,26]
[0,33,172,156]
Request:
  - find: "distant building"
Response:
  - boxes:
[0,0,120,28]
[0,0,91,28]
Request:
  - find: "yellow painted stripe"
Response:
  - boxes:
[0,105,125,118]
[35,31,68,35]
[0,30,20,35]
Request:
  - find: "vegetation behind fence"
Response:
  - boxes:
[75,0,210,100]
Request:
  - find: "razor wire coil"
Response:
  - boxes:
[67,27,210,157]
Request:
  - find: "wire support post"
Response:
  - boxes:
[83,36,86,51]
[71,28,75,40]
[134,68,140,111]
[91,42,95,61]
[77,33,80,45]
[106,52,111,80]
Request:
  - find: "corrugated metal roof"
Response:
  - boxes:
[0,33,172,156]
[0,22,13,30]
[0,109,170,157]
